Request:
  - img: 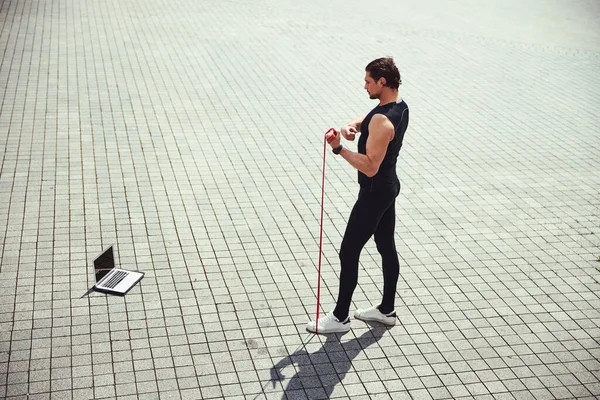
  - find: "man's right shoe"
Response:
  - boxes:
[306,312,351,334]
[354,305,397,326]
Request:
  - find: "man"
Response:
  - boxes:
[307,57,409,334]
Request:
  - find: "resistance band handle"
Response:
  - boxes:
[324,127,338,144]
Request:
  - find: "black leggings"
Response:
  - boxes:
[333,181,400,321]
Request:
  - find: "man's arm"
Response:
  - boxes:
[336,114,394,177]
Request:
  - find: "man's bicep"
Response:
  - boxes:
[366,116,393,168]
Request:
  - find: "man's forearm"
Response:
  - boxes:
[338,147,377,177]
[344,114,367,132]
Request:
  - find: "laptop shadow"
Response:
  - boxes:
[80,286,128,298]
[80,287,96,298]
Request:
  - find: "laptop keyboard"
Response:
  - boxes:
[102,270,129,289]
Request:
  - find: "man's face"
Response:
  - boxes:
[364,72,383,99]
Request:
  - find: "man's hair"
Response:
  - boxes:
[365,57,401,89]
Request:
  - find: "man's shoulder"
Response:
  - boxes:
[370,113,390,123]
[387,100,409,120]
[393,99,408,110]
[368,114,394,135]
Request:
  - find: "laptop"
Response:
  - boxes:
[93,245,144,295]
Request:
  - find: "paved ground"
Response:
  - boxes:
[1,0,599,399]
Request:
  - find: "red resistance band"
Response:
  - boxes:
[316,128,337,333]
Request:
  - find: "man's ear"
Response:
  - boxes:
[379,77,387,86]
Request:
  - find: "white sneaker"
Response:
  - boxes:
[354,306,397,326]
[306,312,351,334]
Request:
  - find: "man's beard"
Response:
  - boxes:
[369,93,380,99]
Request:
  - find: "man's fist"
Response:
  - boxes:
[341,125,357,141]
[325,129,341,148]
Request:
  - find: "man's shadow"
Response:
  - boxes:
[270,325,389,399]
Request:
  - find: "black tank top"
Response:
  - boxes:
[357,99,409,188]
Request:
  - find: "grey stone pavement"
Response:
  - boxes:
[1,0,599,399]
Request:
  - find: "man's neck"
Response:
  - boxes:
[378,89,400,106]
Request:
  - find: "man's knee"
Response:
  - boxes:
[339,242,361,264]
[375,237,396,255]
[339,247,357,264]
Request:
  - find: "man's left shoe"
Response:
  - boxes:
[354,305,397,326]
[306,312,351,334]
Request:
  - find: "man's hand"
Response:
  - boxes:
[270,366,283,388]
[325,129,341,148]
[340,125,357,141]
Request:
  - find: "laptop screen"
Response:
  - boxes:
[94,246,115,281]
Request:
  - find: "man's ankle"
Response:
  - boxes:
[333,310,348,321]
[377,305,394,315]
